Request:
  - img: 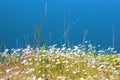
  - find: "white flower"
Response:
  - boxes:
[67,48,71,51]
[14,71,19,75]
[55,62,61,65]
[72,71,77,74]
[73,46,79,51]
[37,78,43,80]
[88,44,92,48]
[61,47,66,51]
[31,75,36,80]
[99,64,105,68]
[4,49,9,53]
[91,65,96,68]
[66,69,69,72]
[62,44,65,47]
[16,48,21,52]
[63,60,68,63]
[52,59,55,62]
[25,68,35,73]
[93,74,98,78]
[98,50,104,53]
[6,69,10,73]
[56,76,65,79]
[83,70,85,72]
[47,74,50,77]
[46,64,50,68]
[92,59,96,64]
[28,58,32,61]
[114,70,119,75]
[114,51,117,53]
[42,74,45,77]
[21,60,27,64]
[27,45,31,49]
[80,78,85,80]
[97,67,102,71]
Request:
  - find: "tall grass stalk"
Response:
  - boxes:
[34,27,42,48]
[112,26,115,50]
[82,29,88,44]
[61,10,80,47]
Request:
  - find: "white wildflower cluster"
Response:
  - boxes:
[0,42,119,60]
[0,43,120,79]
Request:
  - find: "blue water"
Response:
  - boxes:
[0,0,120,51]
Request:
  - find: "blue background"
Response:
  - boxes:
[0,0,120,51]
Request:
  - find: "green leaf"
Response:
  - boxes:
[41,44,46,51]
[39,45,46,55]
[12,53,17,63]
